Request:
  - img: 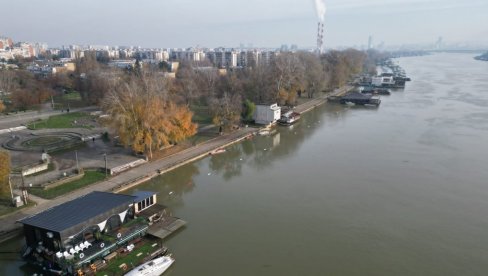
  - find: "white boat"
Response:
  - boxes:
[278,111,301,126]
[210,148,226,155]
[125,255,174,276]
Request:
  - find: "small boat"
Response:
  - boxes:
[345,101,355,107]
[210,148,226,155]
[278,111,301,125]
[125,255,174,276]
[258,129,271,136]
[375,88,391,95]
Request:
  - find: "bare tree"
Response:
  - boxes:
[0,70,17,94]
[270,53,305,105]
[299,52,327,98]
[176,64,199,105]
[209,92,242,131]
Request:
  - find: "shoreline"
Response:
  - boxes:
[0,86,351,244]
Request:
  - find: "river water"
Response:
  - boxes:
[2,53,488,275]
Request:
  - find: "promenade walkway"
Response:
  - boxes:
[295,86,352,113]
[0,106,98,130]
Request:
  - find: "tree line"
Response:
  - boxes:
[0,49,384,158]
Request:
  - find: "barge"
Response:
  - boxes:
[340,92,381,107]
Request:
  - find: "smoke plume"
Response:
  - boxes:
[314,0,327,22]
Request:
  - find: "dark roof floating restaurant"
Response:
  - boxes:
[20,192,135,235]
[16,190,186,275]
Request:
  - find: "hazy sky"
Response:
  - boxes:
[1,0,487,48]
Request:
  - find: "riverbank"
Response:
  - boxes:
[0,87,352,243]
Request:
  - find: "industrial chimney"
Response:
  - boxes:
[317,22,324,54]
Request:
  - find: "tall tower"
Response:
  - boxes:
[368,35,373,50]
[317,22,324,54]
[435,37,443,50]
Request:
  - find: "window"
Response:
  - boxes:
[137,196,154,212]
[35,229,41,241]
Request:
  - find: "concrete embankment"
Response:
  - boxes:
[111,130,256,193]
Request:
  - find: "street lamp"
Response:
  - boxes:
[20,170,28,205]
[75,150,79,174]
[8,174,13,201]
[103,153,107,178]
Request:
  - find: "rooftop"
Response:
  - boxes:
[132,191,157,203]
[18,191,136,232]
[342,92,372,100]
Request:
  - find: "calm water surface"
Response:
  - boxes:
[2,53,488,275]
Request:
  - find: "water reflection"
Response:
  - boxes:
[0,237,37,276]
[129,163,199,207]
[126,103,344,207]
[209,146,243,180]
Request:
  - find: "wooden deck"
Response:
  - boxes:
[146,217,187,240]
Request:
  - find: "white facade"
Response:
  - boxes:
[253,103,281,125]
[108,59,137,69]
[372,76,395,87]
[224,51,238,67]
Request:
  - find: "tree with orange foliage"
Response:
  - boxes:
[0,150,11,199]
[103,72,197,159]
[0,100,5,113]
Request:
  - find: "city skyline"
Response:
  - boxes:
[1,0,487,49]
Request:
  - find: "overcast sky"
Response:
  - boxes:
[1,0,487,48]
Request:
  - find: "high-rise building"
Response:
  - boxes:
[224,51,237,68]
[368,35,374,50]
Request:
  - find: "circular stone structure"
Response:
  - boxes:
[3,132,84,153]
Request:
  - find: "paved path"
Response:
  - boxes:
[0,106,98,130]
[295,86,353,114]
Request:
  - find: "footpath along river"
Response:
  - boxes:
[2,53,488,275]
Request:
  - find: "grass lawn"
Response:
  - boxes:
[0,198,35,217]
[28,112,94,129]
[28,170,106,199]
[62,91,82,101]
[187,130,218,146]
[190,105,213,125]
[97,242,160,276]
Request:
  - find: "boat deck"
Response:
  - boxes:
[147,217,187,240]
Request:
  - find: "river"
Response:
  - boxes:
[2,53,488,275]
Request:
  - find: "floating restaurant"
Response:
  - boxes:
[339,92,381,106]
[18,191,185,275]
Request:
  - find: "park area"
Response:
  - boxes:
[27,170,106,199]
[28,112,98,130]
